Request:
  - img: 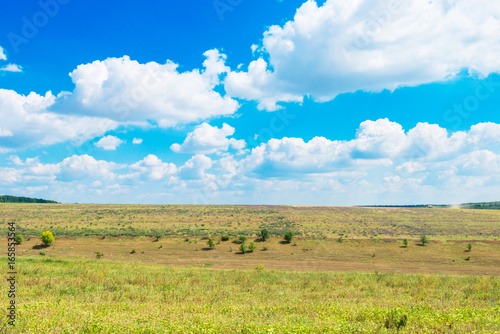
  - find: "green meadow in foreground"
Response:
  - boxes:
[2,257,499,333]
[2,204,499,332]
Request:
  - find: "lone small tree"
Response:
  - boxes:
[15,235,24,244]
[239,243,247,254]
[238,235,248,244]
[284,231,294,244]
[154,233,162,242]
[248,242,256,252]
[40,231,55,246]
[420,235,429,246]
[259,229,270,241]
[403,238,409,248]
[207,238,215,249]
[467,243,472,252]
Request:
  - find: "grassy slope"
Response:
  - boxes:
[1,204,500,239]
[3,257,499,333]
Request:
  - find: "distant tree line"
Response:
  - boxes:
[0,195,58,204]
[458,201,500,210]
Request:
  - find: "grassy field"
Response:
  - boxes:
[2,257,499,333]
[1,203,500,239]
[1,204,500,333]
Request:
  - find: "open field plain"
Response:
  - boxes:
[1,204,500,333]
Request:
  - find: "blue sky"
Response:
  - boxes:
[1,0,500,205]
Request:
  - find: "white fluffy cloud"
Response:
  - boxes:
[57,50,238,127]
[0,89,118,152]
[95,135,125,151]
[0,46,22,73]
[225,0,500,110]
[132,138,143,145]
[0,47,6,61]
[171,123,246,154]
[129,154,177,181]
[3,120,500,205]
[57,155,123,182]
[0,64,22,73]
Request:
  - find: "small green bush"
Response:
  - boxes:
[420,235,429,246]
[130,249,136,254]
[239,243,247,254]
[95,252,104,259]
[259,229,270,241]
[467,243,472,252]
[284,231,294,243]
[403,238,409,248]
[221,235,230,241]
[238,235,248,244]
[39,251,46,256]
[248,242,256,252]
[207,238,215,249]
[40,231,55,246]
[15,235,24,244]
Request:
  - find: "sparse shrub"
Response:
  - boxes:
[131,249,136,254]
[255,265,264,271]
[207,238,215,249]
[259,229,270,241]
[248,242,256,252]
[221,235,230,241]
[238,235,248,244]
[403,238,409,248]
[239,243,247,254]
[467,243,472,252]
[420,235,429,246]
[39,251,46,256]
[284,231,294,243]
[384,311,407,330]
[15,235,24,244]
[95,252,104,259]
[40,231,55,246]
[465,256,471,261]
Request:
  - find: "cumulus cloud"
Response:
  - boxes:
[225,0,500,110]
[178,154,213,180]
[0,89,118,152]
[94,135,125,151]
[128,154,177,181]
[132,138,143,144]
[57,155,124,182]
[3,120,500,205]
[56,50,238,127]
[170,123,246,154]
[0,64,22,73]
[0,46,6,61]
